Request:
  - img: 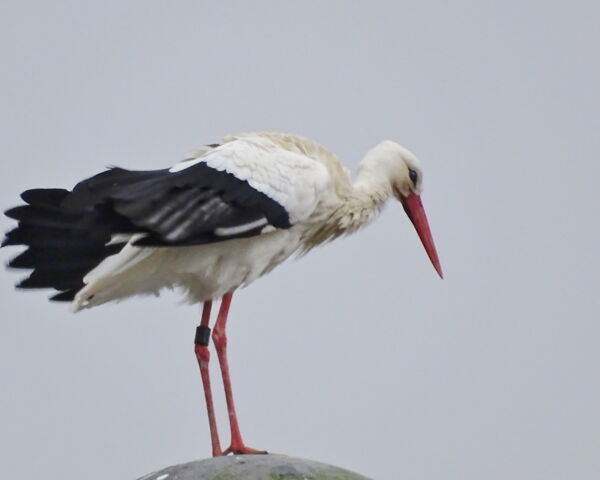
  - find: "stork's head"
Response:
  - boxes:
[362,140,443,278]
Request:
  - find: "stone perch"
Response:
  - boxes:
[136,454,373,480]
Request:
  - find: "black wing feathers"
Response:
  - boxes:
[21,188,69,207]
[62,162,291,245]
[3,161,292,301]
[4,189,123,301]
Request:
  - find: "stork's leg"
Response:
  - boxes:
[213,292,266,455]
[194,300,223,457]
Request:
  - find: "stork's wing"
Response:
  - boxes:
[60,139,330,246]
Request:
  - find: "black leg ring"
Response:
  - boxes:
[195,326,211,346]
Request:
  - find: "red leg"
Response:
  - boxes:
[213,292,266,455]
[194,301,223,457]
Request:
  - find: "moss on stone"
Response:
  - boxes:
[137,453,373,480]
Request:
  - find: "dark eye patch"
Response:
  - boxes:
[409,168,418,186]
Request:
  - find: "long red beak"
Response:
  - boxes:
[401,193,443,278]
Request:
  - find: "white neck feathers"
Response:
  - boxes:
[301,151,394,250]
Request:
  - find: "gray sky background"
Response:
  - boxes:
[1,2,599,479]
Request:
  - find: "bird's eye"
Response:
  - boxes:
[408,168,418,186]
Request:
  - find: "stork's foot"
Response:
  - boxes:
[222,443,267,455]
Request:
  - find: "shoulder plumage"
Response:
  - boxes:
[168,134,337,226]
[221,132,352,198]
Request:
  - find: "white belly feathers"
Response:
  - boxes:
[72,229,303,311]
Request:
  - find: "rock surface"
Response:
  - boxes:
[136,454,373,480]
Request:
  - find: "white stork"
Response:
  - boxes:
[3,131,442,456]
